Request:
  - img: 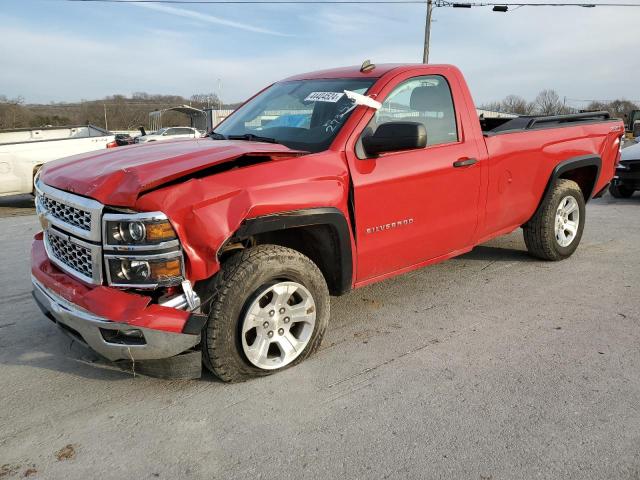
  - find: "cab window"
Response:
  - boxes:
[374,75,458,146]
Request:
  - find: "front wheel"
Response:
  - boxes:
[523,179,586,261]
[201,245,330,382]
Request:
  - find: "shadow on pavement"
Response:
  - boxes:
[596,192,640,205]
[0,315,217,382]
[0,194,36,218]
[461,244,536,263]
[0,333,135,381]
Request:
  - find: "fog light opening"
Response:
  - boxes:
[100,328,147,346]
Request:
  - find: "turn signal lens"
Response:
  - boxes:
[150,258,182,280]
[145,222,177,242]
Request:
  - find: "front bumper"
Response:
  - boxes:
[32,276,201,362]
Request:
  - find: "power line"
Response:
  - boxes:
[65,0,444,3]
[61,0,640,5]
[453,1,640,5]
[58,0,640,66]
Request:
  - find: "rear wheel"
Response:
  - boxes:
[523,179,585,261]
[609,183,634,198]
[201,245,330,382]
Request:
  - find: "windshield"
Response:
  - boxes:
[213,78,377,152]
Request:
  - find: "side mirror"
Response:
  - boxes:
[362,122,427,156]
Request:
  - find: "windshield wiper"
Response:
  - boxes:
[227,134,279,144]
[207,131,227,140]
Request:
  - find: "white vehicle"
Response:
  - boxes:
[0,125,115,197]
[134,127,202,144]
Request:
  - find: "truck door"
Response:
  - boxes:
[346,73,484,283]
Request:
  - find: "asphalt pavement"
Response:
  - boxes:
[1,193,639,479]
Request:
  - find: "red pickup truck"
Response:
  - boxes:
[32,63,624,381]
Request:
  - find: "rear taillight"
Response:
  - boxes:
[615,136,623,166]
[106,141,118,149]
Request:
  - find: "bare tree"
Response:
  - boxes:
[534,89,565,115]
[501,95,534,115]
[478,101,503,113]
[479,95,533,115]
[587,99,639,120]
[585,100,608,112]
[190,93,221,109]
[0,95,32,129]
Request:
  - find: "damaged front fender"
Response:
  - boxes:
[133,151,354,284]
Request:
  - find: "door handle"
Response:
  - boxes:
[453,158,478,168]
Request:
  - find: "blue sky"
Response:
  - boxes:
[1,0,639,107]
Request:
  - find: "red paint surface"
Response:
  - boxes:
[41,140,306,206]
[35,64,623,333]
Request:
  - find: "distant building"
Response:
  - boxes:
[149,105,207,131]
[476,109,518,119]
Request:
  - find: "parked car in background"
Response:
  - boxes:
[610,140,640,198]
[114,133,135,146]
[0,125,115,197]
[32,63,623,381]
[134,127,201,144]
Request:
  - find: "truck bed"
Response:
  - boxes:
[481,111,611,135]
[0,125,115,197]
[478,114,623,242]
[0,125,110,145]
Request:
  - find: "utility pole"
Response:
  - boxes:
[103,104,108,131]
[422,0,433,63]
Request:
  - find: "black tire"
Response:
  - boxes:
[609,183,634,199]
[201,245,330,382]
[523,179,586,261]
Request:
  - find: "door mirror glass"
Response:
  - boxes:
[362,122,427,156]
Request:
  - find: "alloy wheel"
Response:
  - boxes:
[555,195,580,247]
[241,281,316,370]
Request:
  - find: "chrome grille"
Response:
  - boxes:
[35,180,104,285]
[35,180,103,242]
[44,229,102,285]
[40,195,91,231]
[47,232,93,278]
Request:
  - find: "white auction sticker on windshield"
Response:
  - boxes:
[304,92,345,103]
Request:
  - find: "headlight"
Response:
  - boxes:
[105,252,184,287]
[103,212,177,249]
[102,212,184,288]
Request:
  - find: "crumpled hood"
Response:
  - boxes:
[40,139,305,206]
